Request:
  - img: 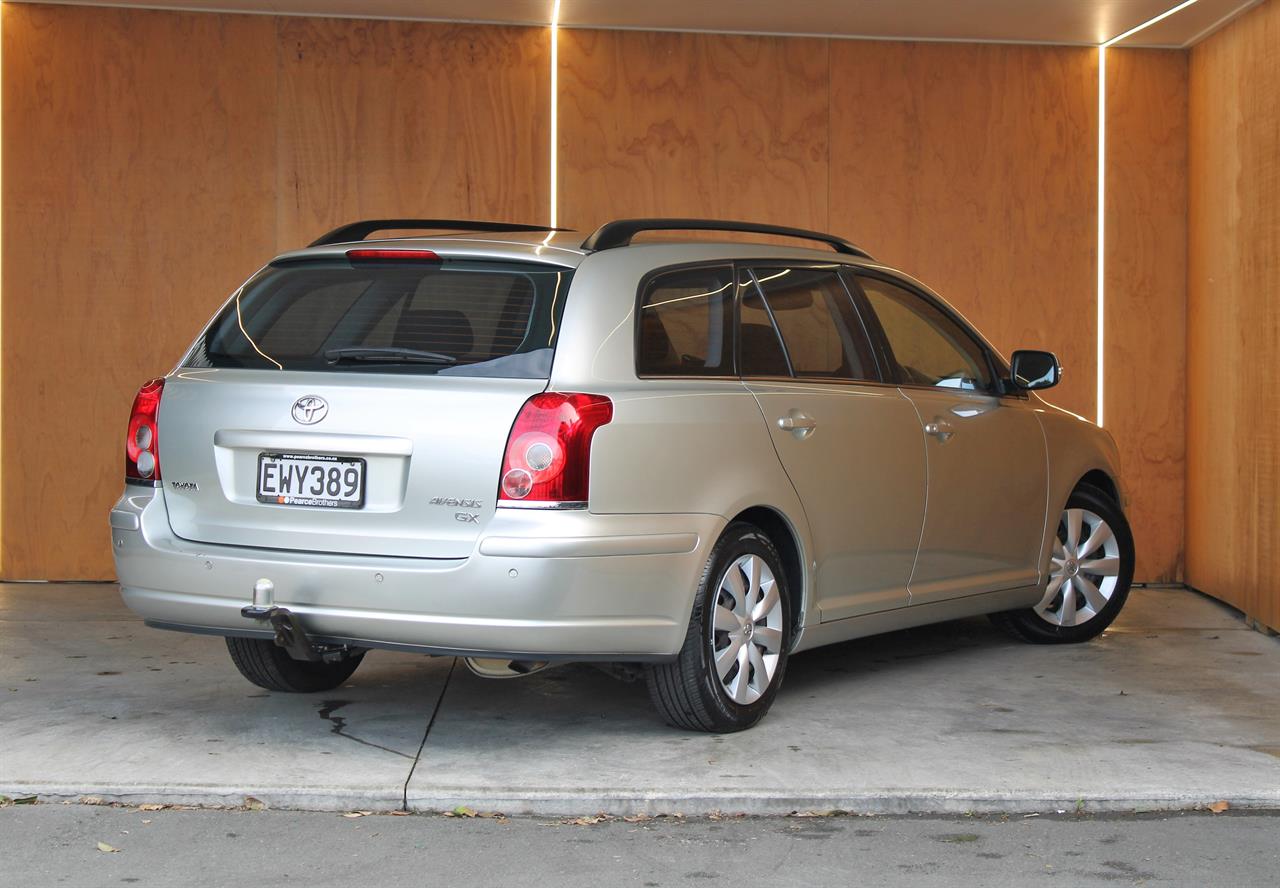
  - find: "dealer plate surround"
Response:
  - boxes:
[256,452,366,509]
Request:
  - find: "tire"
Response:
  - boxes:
[225,636,364,693]
[646,522,792,732]
[990,483,1135,644]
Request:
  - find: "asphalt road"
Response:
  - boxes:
[2,804,1276,887]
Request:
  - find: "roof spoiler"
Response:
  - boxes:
[309,219,566,248]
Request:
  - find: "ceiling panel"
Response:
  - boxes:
[10,0,1258,46]
[1110,0,1264,45]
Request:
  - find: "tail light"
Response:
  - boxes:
[498,392,613,507]
[125,378,165,483]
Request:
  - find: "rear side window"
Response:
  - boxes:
[739,273,792,377]
[749,267,877,381]
[637,266,735,376]
[187,259,572,378]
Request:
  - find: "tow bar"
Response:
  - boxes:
[241,604,322,662]
[240,577,323,662]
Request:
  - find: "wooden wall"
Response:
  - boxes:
[2,6,279,579]
[557,30,830,231]
[828,41,1098,421]
[1187,0,1280,631]
[0,4,549,578]
[3,6,1191,582]
[1105,48,1189,583]
[275,17,549,248]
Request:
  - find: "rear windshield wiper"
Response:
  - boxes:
[324,347,458,365]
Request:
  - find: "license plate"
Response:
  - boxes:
[256,453,366,509]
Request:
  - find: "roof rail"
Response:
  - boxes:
[580,218,873,259]
[309,219,564,248]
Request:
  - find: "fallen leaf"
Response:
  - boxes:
[96,842,121,853]
[243,797,266,811]
[476,811,505,820]
[388,811,410,817]
[1208,800,1230,814]
[622,814,653,824]
[450,805,477,818]
[141,820,152,825]
[138,804,165,812]
[342,812,369,819]
[80,796,107,806]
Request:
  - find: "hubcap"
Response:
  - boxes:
[710,553,784,705]
[1036,507,1122,627]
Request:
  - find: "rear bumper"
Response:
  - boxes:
[111,489,724,660]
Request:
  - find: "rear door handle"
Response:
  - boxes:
[777,412,818,437]
[924,419,955,442]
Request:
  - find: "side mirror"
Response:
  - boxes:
[1010,350,1061,390]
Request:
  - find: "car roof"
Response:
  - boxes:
[273,229,880,270]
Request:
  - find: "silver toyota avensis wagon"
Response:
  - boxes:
[111,218,1135,732]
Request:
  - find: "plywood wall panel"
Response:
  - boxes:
[1,4,278,578]
[276,18,550,249]
[1105,49,1188,583]
[1187,0,1280,631]
[1,7,552,579]
[829,42,1098,422]
[558,29,829,233]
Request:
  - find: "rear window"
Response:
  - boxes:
[186,258,572,378]
[636,265,735,376]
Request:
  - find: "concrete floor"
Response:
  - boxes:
[1,584,1277,815]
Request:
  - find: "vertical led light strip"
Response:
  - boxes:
[1095,0,1204,426]
[0,3,6,575]
[1097,45,1106,427]
[549,0,561,228]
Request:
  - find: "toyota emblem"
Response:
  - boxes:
[291,395,328,425]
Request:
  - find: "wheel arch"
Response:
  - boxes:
[729,505,807,646]
[1076,469,1120,506]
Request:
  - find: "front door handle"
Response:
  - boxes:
[777,412,817,437]
[924,419,955,442]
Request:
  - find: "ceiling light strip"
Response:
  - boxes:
[1102,0,1205,46]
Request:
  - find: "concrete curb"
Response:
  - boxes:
[7,783,1280,816]
[0,783,405,813]
[404,790,1280,817]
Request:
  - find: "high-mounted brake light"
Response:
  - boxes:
[125,378,165,483]
[345,249,441,262]
[498,392,613,507]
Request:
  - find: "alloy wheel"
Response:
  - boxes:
[710,553,784,704]
[1036,507,1122,627]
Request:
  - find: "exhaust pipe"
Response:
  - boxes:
[463,657,552,679]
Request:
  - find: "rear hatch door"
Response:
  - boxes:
[158,252,571,559]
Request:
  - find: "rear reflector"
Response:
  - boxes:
[125,378,165,482]
[346,249,441,262]
[498,392,613,507]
